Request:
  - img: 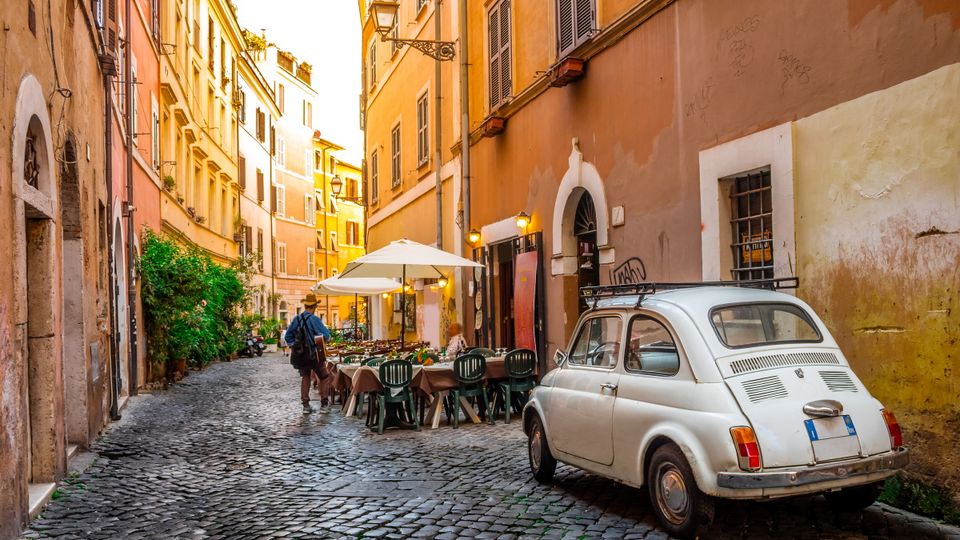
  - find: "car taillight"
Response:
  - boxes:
[730,426,762,471]
[882,410,903,449]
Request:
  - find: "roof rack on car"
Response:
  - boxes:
[579,277,799,309]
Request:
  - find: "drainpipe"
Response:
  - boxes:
[435,1,443,250]
[269,153,276,319]
[321,145,330,323]
[103,61,121,421]
[459,0,471,242]
[459,0,471,332]
[124,0,139,395]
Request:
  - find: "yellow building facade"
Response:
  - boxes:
[313,138,367,330]
[159,0,248,262]
[359,0,461,347]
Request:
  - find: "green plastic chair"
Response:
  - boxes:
[471,347,495,358]
[496,348,537,424]
[342,354,362,364]
[451,353,491,429]
[375,359,419,434]
[362,356,384,367]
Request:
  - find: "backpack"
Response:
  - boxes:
[289,313,315,370]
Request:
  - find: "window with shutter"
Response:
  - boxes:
[276,184,286,216]
[391,125,401,188]
[238,156,246,190]
[270,184,277,213]
[370,150,379,202]
[417,93,429,165]
[557,0,595,57]
[488,0,512,111]
[245,225,253,255]
[256,169,264,203]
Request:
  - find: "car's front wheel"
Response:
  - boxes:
[647,444,715,539]
[823,481,883,511]
[528,414,557,483]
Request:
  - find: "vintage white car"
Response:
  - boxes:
[522,281,909,538]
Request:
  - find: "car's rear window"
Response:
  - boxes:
[710,302,822,348]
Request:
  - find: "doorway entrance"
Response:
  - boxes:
[574,193,599,314]
[473,232,546,370]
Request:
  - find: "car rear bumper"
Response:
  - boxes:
[717,447,909,490]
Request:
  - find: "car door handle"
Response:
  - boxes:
[600,383,618,391]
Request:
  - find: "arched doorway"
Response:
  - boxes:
[12,75,66,486]
[551,140,612,336]
[573,193,599,314]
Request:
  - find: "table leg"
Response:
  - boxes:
[344,392,357,417]
[429,391,447,429]
[459,396,482,424]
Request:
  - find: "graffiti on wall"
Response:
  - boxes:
[609,257,647,285]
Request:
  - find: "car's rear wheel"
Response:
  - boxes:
[528,414,557,483]
[823,481,883,511]
[647,444,714,539]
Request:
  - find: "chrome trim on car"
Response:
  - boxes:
[717,448,909,489]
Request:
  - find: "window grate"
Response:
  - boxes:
[729,168,773,281]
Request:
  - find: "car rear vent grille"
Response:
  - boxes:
[742,375,788,403]
[820,370,858,392]
[729,352,840,375]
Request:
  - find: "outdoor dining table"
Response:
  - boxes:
[335,357,516,429]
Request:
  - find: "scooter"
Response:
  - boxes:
[241,332,265,357]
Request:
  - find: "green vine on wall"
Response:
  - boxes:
[138,230,252,371]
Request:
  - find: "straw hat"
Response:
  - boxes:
[302,293,319,307]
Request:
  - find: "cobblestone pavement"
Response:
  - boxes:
[25,353,960,539]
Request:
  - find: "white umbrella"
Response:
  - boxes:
[312,276,400,335]
[312,277,402,340]
[312,276,401,296]
[339,239,483,348]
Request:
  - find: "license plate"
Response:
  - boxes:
[805,415,856,441]
[806,415,861,462]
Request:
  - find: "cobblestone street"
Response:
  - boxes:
[25,353,960,539]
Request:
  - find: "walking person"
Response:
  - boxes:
[284,293,332,414]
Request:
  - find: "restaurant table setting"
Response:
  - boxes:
[332,354,532,429]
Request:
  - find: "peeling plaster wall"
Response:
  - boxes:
[795,63,960,499]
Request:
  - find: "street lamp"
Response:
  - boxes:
[516,211,531,230]
[369,1,456,61]
[330,174,363,205]
[467,228,481,245]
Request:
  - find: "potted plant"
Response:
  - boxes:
[163,175,176,191]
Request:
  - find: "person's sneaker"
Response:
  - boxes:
[302,403,314,414]
[318,406,331,414]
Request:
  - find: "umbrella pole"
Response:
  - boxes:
[354,292,359,341]
[400,265,406,351]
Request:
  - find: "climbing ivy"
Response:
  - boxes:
[138,230,251,370]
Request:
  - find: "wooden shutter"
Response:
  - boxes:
[488,5,500,110]
[270,185,277,213]
[558,0,594,57]
[238,156,246,190]
[256,170,264,203]
[244,225,253,252]
[499,1,511,105]
[557,0,574,56]
[270,124,276,155]
[488,1,512,110]
[575,0,594,40]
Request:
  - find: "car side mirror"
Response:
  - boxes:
[554,349,568,367]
